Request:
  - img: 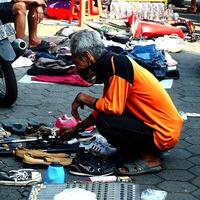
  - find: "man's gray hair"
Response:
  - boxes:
[70,29,105,59]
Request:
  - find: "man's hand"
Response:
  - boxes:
[56,117,94,141]
[71,93,84,121]
[56,126,77,140]
[71,93,98,121]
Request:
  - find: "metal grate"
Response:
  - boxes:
[28,182,140,200]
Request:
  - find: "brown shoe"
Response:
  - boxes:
[24,125,56,139]
[14,147,68,158]
[23,153,72,166]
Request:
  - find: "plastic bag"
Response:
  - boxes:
[141,189,167,200]
[53,188,97,200]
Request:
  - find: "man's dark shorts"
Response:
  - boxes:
[0,2,14,24]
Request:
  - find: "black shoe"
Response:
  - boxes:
[1,123,26,135]
[69,152,115,176]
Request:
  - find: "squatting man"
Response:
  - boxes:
[56,29,183,175]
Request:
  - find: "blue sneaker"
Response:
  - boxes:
[69,152,115,177]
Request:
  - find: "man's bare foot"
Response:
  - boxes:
[187,6,197,13]
[29,39,56,48]
[141,152,161,167]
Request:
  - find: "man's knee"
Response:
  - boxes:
[96,113,106,126]
[12,2,26,16]
[96,113,113,131]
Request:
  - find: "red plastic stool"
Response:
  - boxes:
[68,0,102,27]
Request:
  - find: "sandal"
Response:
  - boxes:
[1,123,26,135]
[116,159,162,176]
[27,120,47,129]
[23,153,72,166]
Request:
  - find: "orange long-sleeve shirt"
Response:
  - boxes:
[90,53,183,151]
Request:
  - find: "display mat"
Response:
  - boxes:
[28,182,140,200]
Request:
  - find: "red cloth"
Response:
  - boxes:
[32,74,92,87]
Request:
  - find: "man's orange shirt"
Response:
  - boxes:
[91,55,183,151]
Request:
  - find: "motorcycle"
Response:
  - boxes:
[0,20,26,107]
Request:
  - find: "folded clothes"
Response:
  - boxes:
[128,44,168,80]
[35,57,66,69]
[27,65,73,76]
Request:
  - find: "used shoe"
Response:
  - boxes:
[0,169,42,186]
[23,153,72,166]
[25,125,56,139]
[14,147,67,158]
[69,152,115,176]
[79,137,116,156]
[1,123,25,136]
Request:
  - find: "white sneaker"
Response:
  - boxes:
[0,169,42,186]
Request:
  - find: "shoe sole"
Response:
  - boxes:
[69,170,114,177]
[23,155,72,166]
[0,169,42,186]
[0,180,41,186]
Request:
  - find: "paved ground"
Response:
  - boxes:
[0,11,200,200]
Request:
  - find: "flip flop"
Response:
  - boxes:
[116,159,162,176]
[29,40,56,52]
[27,120,47,129]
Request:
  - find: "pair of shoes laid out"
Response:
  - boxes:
[79,134,117,156]
[69,151,116,177]
[0,169,42,186]
[55,114,95,133]
[14,147,72,166]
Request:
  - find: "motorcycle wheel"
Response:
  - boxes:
[0,57,17,107]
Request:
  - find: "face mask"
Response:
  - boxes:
[78,61,97,84]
